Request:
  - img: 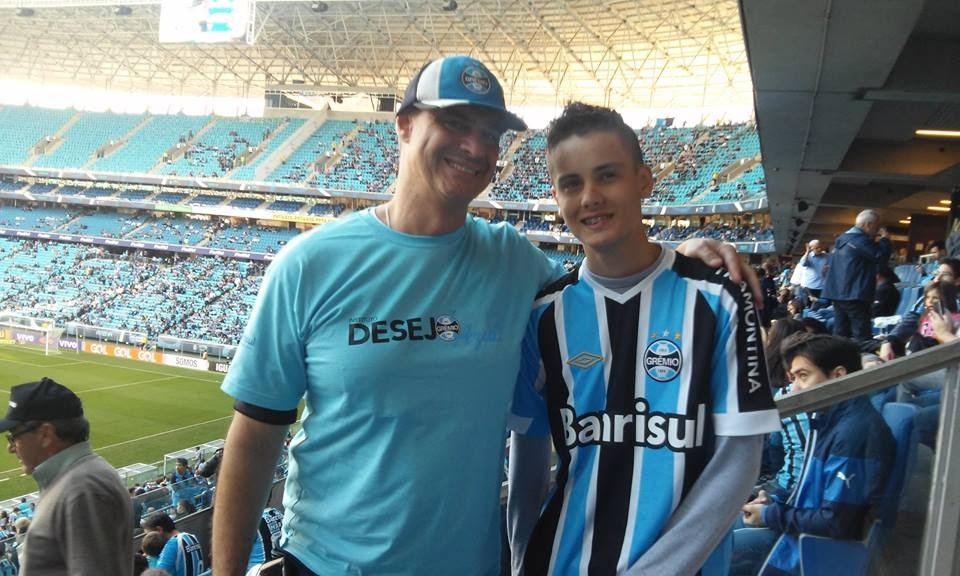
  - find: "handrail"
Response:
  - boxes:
[775,339,960,417]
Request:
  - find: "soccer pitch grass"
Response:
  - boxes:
[0,345,234,500]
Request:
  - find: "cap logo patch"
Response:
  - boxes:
[460,65,491,95]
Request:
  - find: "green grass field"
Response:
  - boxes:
[0,344,235,500]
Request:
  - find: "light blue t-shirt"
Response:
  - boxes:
[223,209,562,574]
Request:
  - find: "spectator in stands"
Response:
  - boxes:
[506,102,780,575]
[821,209,891,343]
[922,240,947,264]
[141,512,205,576]
[141,531,167,568]
[732,333,894,575]
[880,270,960,361]
[213,55,761,576]
[259,506,284,560]
[0,377,131,575]
[873,266,902,318]
[797,239,830,309]
[754,319,809,507]
[786,298,804,319]
[134,552,149,576]
[170,457,193,483]
[0,543,15,576]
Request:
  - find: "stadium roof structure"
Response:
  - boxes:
[0,0,754,113]
[742,0,960,253]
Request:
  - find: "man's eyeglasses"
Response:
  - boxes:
[6,423,40,445]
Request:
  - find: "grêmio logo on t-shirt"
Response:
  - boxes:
[348,314,461,345]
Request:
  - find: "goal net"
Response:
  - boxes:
[0,311,64,356]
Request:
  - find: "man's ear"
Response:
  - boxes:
[828,365,848,380]
[396,113,413,143]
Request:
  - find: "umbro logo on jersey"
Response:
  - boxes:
[643,339,682,382]
[566,352,603,369]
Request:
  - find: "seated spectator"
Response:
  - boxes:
[731,333,895,576]
[259,507,284,560]
[141,512,205,576]
[872,266,902,318]
[756,319,809,501]
[141,531,166,568]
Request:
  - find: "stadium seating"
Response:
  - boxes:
[91,114,210,174]
[204,223,297,253]
[33,111,144,169]
[0,205,73,231]
[135,215,209,245]
[265,199,304,213]
[230,118,307,181]
[0,105,74,166]
[117,189,154,202]
[490,130,550,201]
[316,120,398,193]
[189,194,227,207]
[307,202,344,217]
[267,119,356,184]
[229,196,264,210]
[61,211,146,237]
[158,117,282,178]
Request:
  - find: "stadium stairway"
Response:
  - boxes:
[312,124,364,183]
[147,117,217,174]
[23,111,82,167]
[80,114,154,171]
[223,118,304,181]
[252,117,322,182]
[478,132,530,201]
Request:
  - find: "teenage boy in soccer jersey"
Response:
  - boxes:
[731,333,894,576]
[507,102,782,575]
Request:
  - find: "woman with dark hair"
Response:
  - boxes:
[754,318,808,502]
[765,318,804,390]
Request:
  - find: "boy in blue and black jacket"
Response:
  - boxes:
[732,333,895,575]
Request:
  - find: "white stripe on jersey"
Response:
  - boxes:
[617,287,653,573]
[671,282,701,511]
[575,288,609,576]
[548,293,575,576]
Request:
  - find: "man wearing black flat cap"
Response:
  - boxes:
[1,377,131,575]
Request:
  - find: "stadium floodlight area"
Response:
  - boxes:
[0,311,64,355]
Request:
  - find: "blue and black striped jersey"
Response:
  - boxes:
[509,249,780,574]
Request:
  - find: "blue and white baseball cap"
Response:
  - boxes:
[398,55,527,131]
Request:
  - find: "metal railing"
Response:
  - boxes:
[777,339,960,576]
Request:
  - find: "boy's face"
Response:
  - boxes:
[788,355,845,392]
[548,131,652,256]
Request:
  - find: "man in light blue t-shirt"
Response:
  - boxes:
[212,55,759,576]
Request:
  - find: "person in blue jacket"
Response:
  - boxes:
[731,333,895,576]
[821,209,891,343]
